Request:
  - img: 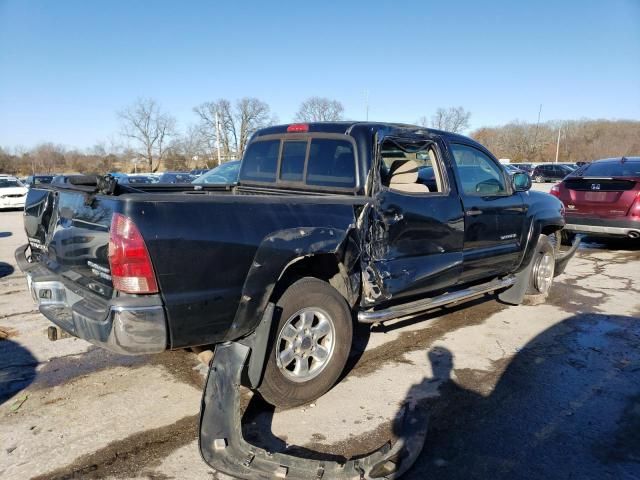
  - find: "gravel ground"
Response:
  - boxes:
[1,207,638,480]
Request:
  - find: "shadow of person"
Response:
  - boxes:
[0,261,15,279]
[401,313,640,480]
[0,338,38,405]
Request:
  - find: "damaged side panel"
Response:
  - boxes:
[359,135,465,308]
[230,212,362,340]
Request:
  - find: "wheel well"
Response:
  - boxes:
[272,254,359,307]
[541,225,562,237]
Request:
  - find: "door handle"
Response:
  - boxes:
[465,208,483,217]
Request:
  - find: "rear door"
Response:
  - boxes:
[363,135,464,305]
[448,142,527,283]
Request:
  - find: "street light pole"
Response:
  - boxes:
[555,122,562,164]
[215,112,223,166]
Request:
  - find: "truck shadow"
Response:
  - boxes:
[241,312,640,479]
[0,338,38,405]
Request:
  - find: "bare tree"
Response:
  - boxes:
[294,97,344,122]
[430,107,472,133]
[235,98,274,158]
[193,97,274,161]
[31,143,66,174]
[118,98,176,172]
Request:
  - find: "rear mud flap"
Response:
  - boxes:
[199,342,428,479]
[554,235,581,277]
[499,234,581,305]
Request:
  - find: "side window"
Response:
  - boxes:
[450,144,507,196]
[380,139,444,194]
[239,139,280,183]
[306,138,356,188]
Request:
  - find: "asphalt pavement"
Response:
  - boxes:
[1,205,638,480]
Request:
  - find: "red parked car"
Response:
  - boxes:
[550,157,640,242]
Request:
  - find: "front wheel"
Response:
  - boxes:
[258,277,353,408]
[535,175,545,183]
[524,234,556,305]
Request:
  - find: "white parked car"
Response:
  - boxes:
[0,176,28,210]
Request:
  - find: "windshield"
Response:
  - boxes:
[33,176,53,185]
[576,160,640,177]
[126,175,155,184]
[193,161,240,185]
[158,173,196,184]
[0,178,24,188]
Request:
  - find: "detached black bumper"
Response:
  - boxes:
[199,341,429,480]
[15,244,168,355]
[564,216,640,238]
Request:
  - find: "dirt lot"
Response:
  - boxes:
[1,201,639,480]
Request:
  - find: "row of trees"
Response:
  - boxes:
[1,99,637,175]
[471,119,640,163]
[118,96,348,173]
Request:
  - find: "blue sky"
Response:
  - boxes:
[1,0,639,149]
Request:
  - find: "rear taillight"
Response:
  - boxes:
[550,184,561,198]
[108,213,158,294]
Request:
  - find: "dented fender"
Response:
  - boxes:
[229,224,361,341]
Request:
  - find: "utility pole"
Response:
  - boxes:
[555,122,562,163]
[215,112,222,166]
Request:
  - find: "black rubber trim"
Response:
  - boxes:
[199,341,429,479]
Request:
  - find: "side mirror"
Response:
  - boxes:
[512,172,531,192]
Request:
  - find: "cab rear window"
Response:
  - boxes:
[239,136,357,190]
[280,141,307,182]
[239,140,280,183]
[306,139,356,188]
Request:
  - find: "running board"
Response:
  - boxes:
[358,276,516,324]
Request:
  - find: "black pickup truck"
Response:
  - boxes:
[17,122,577,410]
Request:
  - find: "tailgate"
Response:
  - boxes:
[562,178,638,217]
[24,187,118,299]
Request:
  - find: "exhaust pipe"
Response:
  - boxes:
[628,231,640,239]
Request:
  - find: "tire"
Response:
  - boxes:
[523,234,556,305]
[258,277,353,408]
[535,175,544,183]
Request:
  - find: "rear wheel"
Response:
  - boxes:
[535,175,545,183]
[258,277,353,408]
[524,234,556,305]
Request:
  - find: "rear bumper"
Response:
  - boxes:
[15,244,168,355]
[0,198,25,209]
[564,216,640,238]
